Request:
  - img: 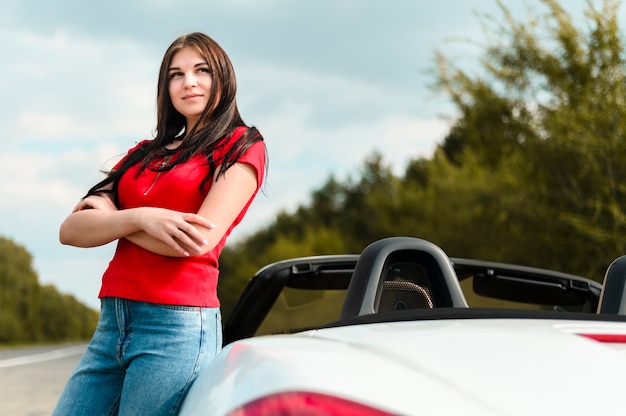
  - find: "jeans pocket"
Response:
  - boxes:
[153,303,201,312]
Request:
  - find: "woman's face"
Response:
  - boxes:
[168,47,213,130]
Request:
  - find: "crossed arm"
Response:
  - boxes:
[59,163,258,257]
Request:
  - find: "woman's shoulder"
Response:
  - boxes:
[230,125,259,141]
[232,125,249,136]
[218,125,262,148]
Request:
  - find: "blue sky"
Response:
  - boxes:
[0,0,598,308]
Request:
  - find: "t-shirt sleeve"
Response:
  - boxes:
[219,127,266,188]
[238,140,266,188]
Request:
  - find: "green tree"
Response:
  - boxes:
[218,0,626,320]
[434,0,626,278]
[0,237,97,343]
[0,238,41,341]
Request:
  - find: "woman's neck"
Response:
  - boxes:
[165,139,182,150]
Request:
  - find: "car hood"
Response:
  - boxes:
[180,318,626,415]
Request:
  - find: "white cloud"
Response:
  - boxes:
[2,27,156,144]
[17,111,96,139]
[0,145,122,207]
[230,111,450,240]
[238,60,414,125]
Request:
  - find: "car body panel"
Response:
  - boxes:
[181,317,626,415]
[180,237,626,415]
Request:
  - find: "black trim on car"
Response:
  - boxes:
[322,307,626,329]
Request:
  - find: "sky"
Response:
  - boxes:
[0,0,600,308]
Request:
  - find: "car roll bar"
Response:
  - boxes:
[598,255,626,315]
[340,237,468,320]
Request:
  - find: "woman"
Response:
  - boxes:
[53,32,267,415]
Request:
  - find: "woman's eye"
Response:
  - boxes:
[169,72,183,79]
[198,67,211,74]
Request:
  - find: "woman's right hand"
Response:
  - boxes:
[128,207,215,256]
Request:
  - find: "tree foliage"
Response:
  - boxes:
[435,0,626,274]
[0,237,97,344]
[217,0,626,318]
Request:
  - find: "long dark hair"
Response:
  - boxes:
[85,32,264,204]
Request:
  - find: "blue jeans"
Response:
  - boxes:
[53,297,222,416]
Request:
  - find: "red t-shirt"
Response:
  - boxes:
[98,126,266,307]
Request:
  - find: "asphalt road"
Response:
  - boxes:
[0,343,86,416]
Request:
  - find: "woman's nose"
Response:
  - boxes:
[184,74,198,88]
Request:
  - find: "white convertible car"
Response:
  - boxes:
[179,237,626,416]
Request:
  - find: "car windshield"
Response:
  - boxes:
[230,255,600,342]
[255,276,595,337]
[458,275,588,313]
[255,287,348,336]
